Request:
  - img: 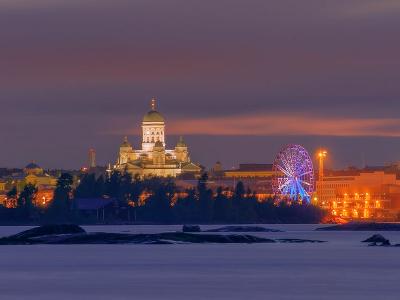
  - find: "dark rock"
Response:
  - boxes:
[205,226,283,233]
[362,234,391,246]
[316,222,400,231]
[55,232,276,244]
[0,230,276,245]
[9,224,85,240]
[277,239,326,243]
[182,225,201,232]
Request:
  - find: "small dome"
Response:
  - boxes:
[176,136,187,147]
[120,136,131,148]
[25,162,41,169]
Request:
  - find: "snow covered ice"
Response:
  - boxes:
[0,225,399,300]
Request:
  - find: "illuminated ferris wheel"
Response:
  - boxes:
[272,144,315,202]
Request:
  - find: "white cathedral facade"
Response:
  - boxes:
[115,98,202,177]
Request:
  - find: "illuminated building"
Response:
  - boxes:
[35,189,54,207]
[5,163,57,193]
[115,98,202,177]
[0,180,5,192]
[23,162,57,189]
[206,163,274,201]
[316,169,400,220]
[0,162,58,208]
[223,164,274,178]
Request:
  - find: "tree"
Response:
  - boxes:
[140,178,176,223]
[234,181,245,199]
[197,173,214,223]
[46,173,74,223]
[94,175,105,198]
[17,184,37,220]
[105,170,121,198]
[230,181,246,222]
[197,173,209,195]
[173,188,198,223]
[213,187,229,222]
[74,173,96,198]
[129,175,144,222]
[118,172,133,207]
[6,186,17,199]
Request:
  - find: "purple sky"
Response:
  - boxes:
[1,0,400,169]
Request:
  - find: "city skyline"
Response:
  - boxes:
[1,0,400,169]
[1,3,400,299]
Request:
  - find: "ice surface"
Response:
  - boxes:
[0,225,399,300]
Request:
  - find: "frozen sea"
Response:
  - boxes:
[0,224,399,300]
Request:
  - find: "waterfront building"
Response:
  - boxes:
[315,168,400,220]
[115,98,201,178]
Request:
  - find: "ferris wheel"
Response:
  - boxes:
[272,144,315,202]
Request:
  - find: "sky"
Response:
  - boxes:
[1,0,400,170]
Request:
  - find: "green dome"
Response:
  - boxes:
[176,136,187,147]
[25,162,41,169]
[143,97,165,122]
[120,136,131,148]
[143,110,164,122]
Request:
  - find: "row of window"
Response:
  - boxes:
[145,131,163,135]
[319,183,349,189]
[145,137,164,143]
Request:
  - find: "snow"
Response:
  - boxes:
[0,225,399,300]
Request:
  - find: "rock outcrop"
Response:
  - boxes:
[0,225,326,245]
[182,225,201,232]
[204,226,283,233]
[0,225,275,245]
[362,234,391,246]
[316,223,400,231]
[277,239,326,243]
[6,224,85,240]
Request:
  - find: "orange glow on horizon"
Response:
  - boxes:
[108,114,400,137]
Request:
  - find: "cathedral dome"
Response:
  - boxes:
[143,110,164,123]
[24,161,44,176]
[143,97,164,123]
[25,162,41,169]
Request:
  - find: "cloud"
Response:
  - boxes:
[106,113,400,137]
[338,0,400,18]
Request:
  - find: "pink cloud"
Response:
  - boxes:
[106,113,400,137]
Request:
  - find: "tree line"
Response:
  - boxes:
[0,171,326,224]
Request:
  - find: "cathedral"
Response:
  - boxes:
[115,98,202,178]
